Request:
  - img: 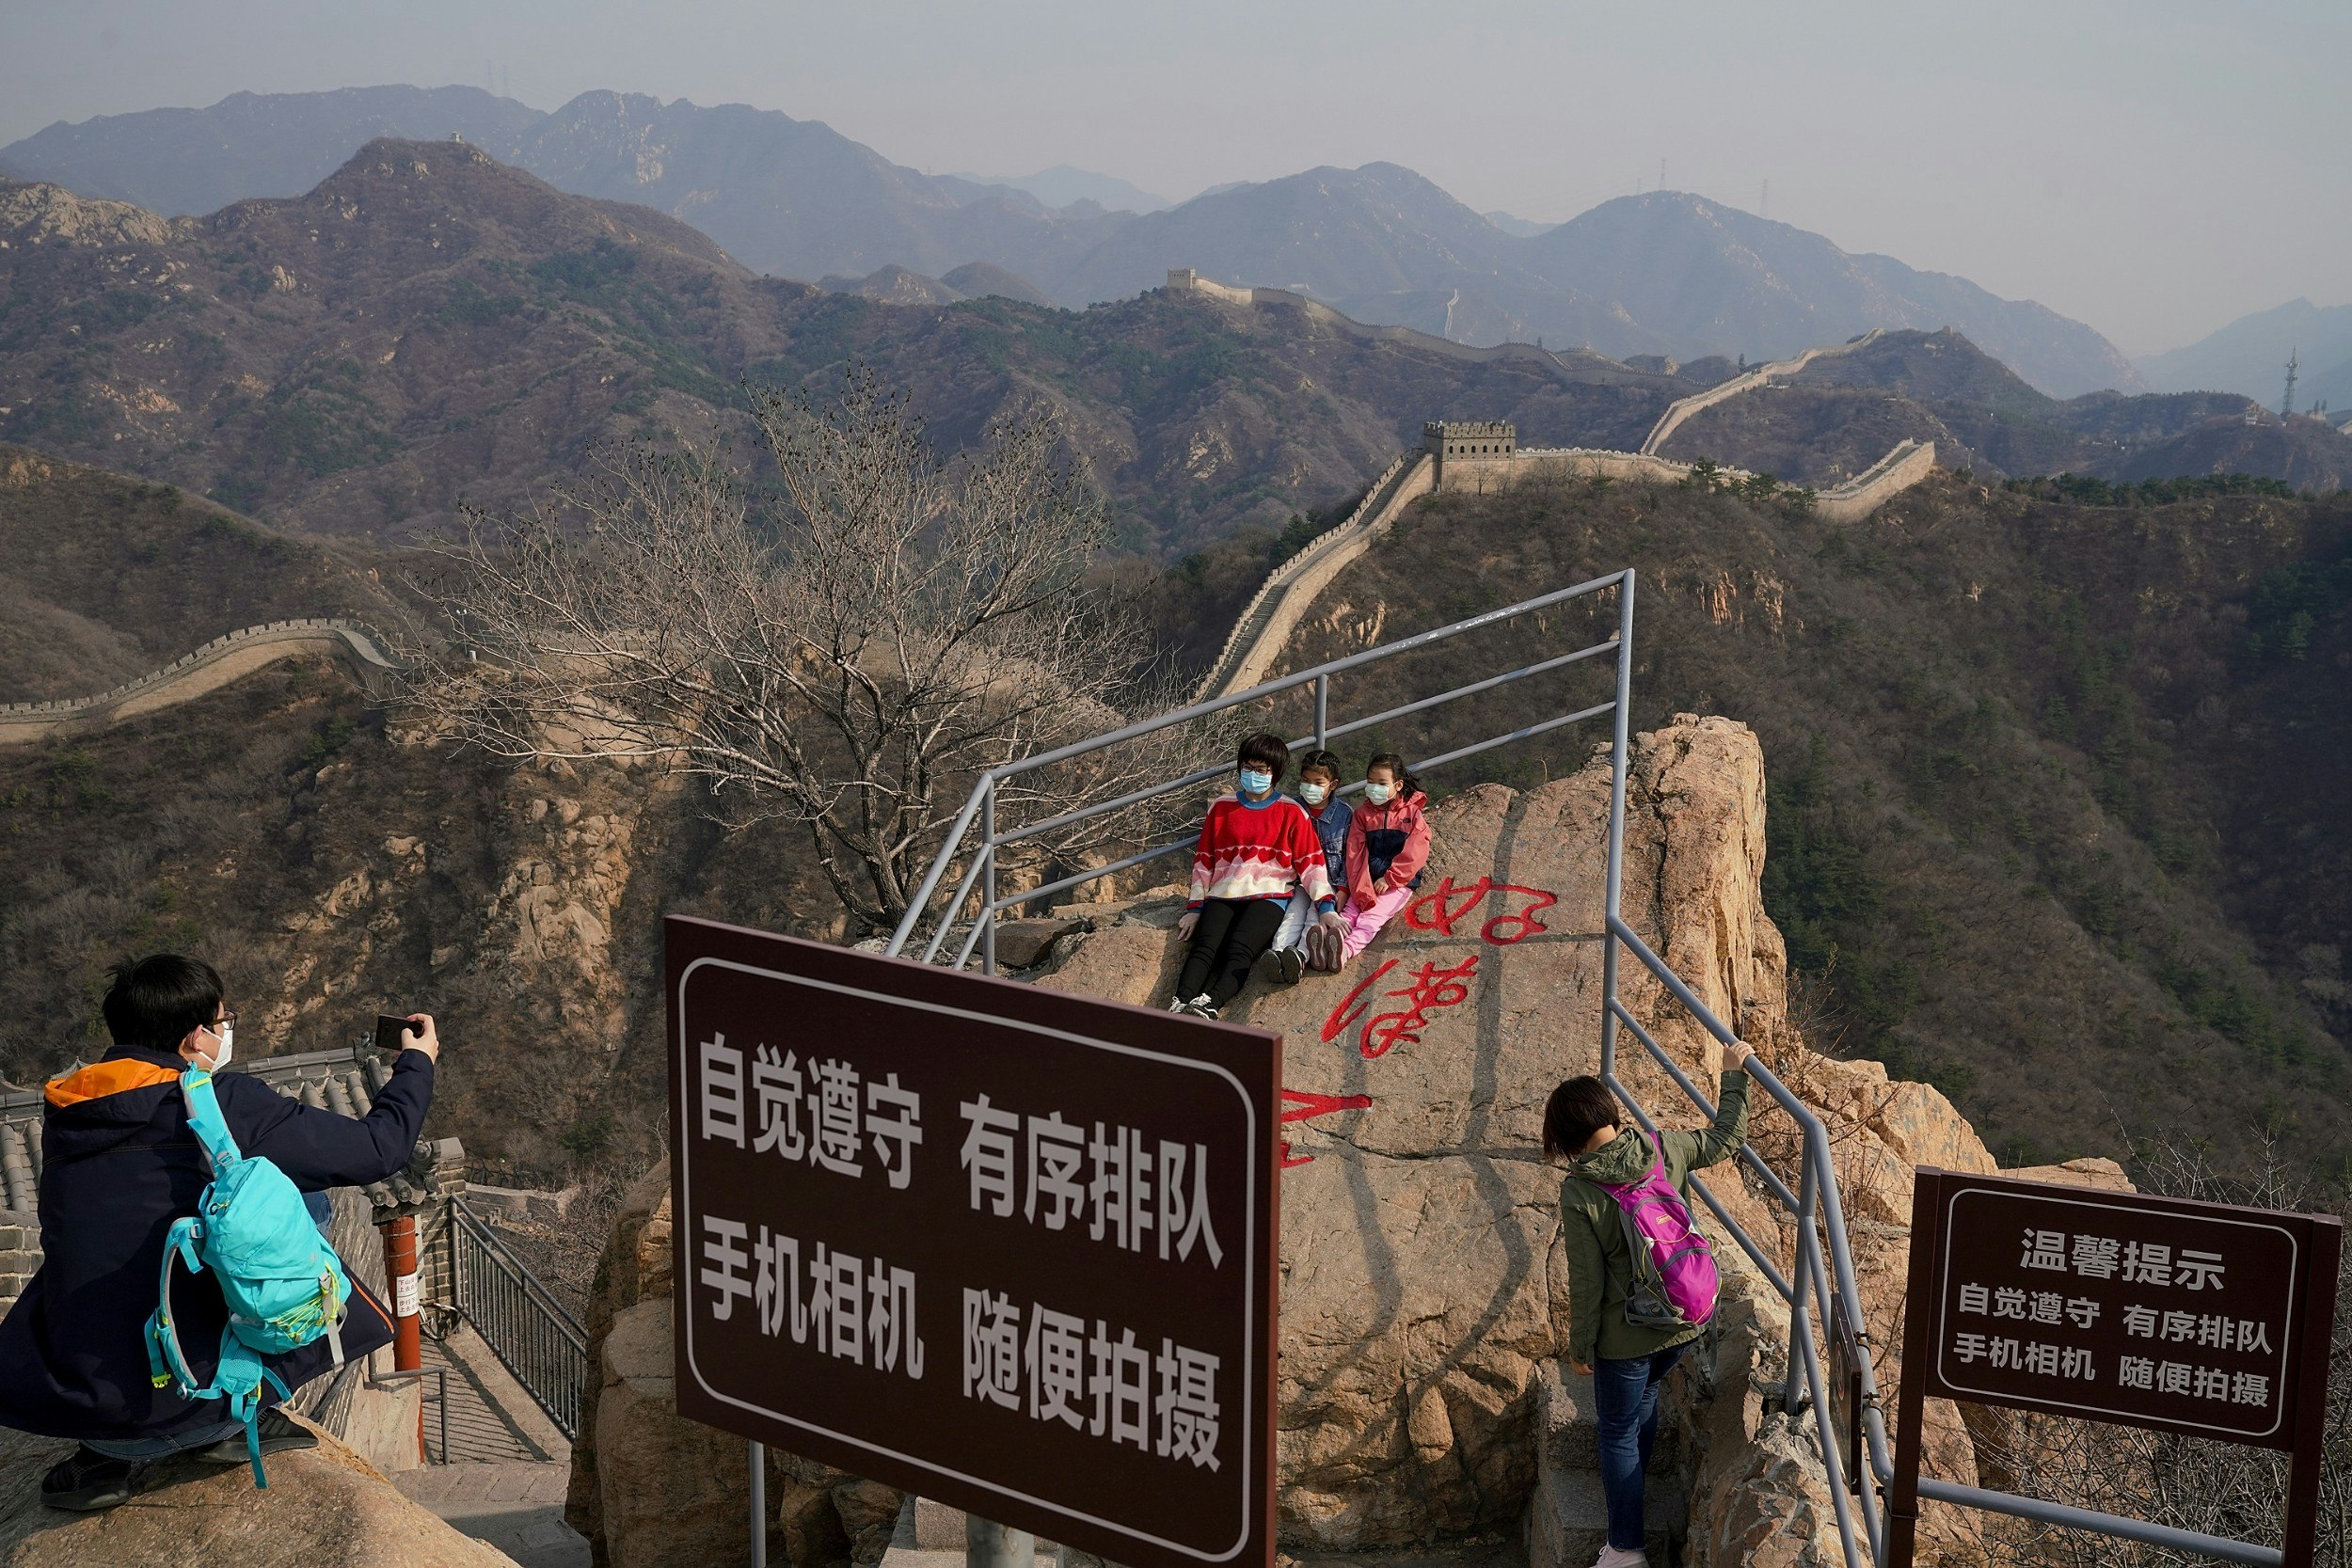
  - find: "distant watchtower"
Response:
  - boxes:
[1423,420,1517,490]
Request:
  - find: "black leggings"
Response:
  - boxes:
[1176,898,1288,1009]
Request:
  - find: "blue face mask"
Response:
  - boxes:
[1298,781,1329,806]
[1238,768,1273,798]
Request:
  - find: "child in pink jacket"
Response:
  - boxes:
[1328,752,1429,967]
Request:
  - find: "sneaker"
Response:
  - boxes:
[1589,1546,1647,1568]
[1184,996,1220,1020]
[1167,994,1191,1012]
[1274,947,1306,985]
[41,1447,143,1512]
[195,1408,319,1465]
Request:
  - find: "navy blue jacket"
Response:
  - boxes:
[0,1043,433,1441]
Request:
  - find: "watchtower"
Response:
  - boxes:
[1422,420,1517,490]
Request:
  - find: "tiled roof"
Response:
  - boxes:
[0,1041,461,1213]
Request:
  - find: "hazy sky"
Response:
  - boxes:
[3,0,2344,354]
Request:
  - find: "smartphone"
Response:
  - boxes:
[374,1014,417,1053]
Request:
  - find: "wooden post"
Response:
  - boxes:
[2282,1216,2343,1568]
[1885,1167,1945,1568]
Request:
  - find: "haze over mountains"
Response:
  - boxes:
[5,85,2147,398]
[4,135,2339,578]
[2137,297,2352,412]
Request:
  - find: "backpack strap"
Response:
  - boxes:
[144,1215,209,1394]
[178,1068,244,1174]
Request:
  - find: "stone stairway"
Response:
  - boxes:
[1521,1362,1688,1568]
[392,1324,589,1568]
[878,1497,1060,1568]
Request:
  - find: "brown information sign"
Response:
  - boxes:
[1916,1170,2322,1445]
[1888,1166,2343,1568]
[664,916,1280,1568]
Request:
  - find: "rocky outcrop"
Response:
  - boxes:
[575,714,2033,1563]
[0,1419,514,1566]
[566,1162,904,1568]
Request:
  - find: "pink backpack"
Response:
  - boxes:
[1602,1132,1720,1330]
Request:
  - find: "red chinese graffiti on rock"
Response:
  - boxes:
[1405,875,1559,946]
[1321,953,1480,1060]
[1279,1088,1375,1169]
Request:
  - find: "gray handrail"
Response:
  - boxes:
[883,568,1631,959]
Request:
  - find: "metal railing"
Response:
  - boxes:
[880,561,2256,1567]
[885,567,1635,972]
[447,1198,590,1441]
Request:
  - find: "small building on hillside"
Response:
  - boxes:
[1423,420,1517,489]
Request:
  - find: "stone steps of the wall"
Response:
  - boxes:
[1524,1465,1685,1568]
[883,1497,1063,1568]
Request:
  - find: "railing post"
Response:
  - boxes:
[1314,673,1329,750]
[1599,573,1636,1081]
[1788,1147,1820,1418]
[980,778,997,976]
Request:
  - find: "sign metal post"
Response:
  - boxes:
[665,916,1281,1568]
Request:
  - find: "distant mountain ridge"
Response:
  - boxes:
[2137,297,2352,409]
[3,87,2144,397]
[948,166,1173,214]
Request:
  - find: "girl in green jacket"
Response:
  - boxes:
[1543,1040,1754,1568]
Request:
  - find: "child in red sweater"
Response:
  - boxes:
[1168,732,1340,1019]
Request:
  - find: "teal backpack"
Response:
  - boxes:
[142,1067,350,1485]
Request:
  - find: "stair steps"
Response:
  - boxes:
[1522,1361,1688,1568]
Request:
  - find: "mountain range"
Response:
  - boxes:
[2136,297,2352,412]
[3,85,2144,398]
[3,138,2334,585]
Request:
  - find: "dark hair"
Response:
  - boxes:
[1543,1075,1621,1158]
[1365,751,1420,801]
[1296,749,1343,781]
[1236,731,1290,778]
[103,953,224,1050]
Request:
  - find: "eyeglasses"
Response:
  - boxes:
[208,1011,238,1034]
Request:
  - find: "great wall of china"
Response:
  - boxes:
[4,280,1936,740]
[0,617,401,745]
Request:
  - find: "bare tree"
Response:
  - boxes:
[397,371,1201,938]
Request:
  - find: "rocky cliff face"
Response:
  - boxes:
[572,714,2068,1565]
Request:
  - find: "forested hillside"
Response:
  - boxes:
[1263,470,2352,1173]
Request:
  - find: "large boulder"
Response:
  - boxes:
[0,1419,514,1567]
[566,1162,904,1568]
[577,715,2016,1560]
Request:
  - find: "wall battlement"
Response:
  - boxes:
[0,618,401,745]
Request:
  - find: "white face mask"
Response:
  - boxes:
[1364,781,1394,806]
[1299,782,1329,806]
[199,1021,233,1069]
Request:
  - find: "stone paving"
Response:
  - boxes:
[392,1323,588,1568]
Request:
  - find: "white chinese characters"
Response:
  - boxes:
[698,1213,926,1380]
[959,1096,1225,1267]
[960,1289,1224,1469]
[698,1034,924,1187]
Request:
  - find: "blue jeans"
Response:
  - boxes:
[87,1419,245,1461]
[1590,1341,1687,1551]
